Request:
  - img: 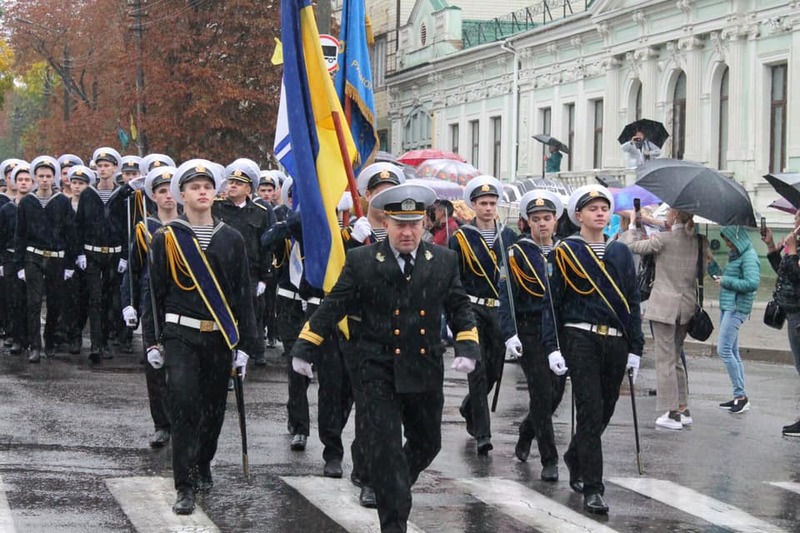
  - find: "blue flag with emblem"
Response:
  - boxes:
[334,0,378,173]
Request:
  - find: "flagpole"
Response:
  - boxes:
[331,110,363,218]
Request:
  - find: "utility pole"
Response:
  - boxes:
[128,0,147,155]
[63,43,71,122]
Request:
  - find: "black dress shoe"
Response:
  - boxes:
[28,349,41,364]
[350,471,363,488]
[459,404,475,437]
[10,342,22,354]
[68,338,81,355]
[564,451,583,493]
[3,338,13,348]
[267,338,277,349]
[89,346,101,364]
[149,429,171,448]
[359,486,377,508]
[102,347,113,360]
[583,493,609,514]
[476,437,493,455]
[291,434,307,451]
[120,341,133,354]
[255,355,267,367]
[540,464,559,482]
[515,433,534,462]
[196,463,213,493]
[324,458,343,478]
[172,490,196,515]
[44,346,56,358]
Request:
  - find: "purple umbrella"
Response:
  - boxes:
[409,177,463,201]
[610,184,661,212]
[768,197,797,215]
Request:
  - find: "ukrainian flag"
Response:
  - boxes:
[335,0,378,172]
[281,0,357,292]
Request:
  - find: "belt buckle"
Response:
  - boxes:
[43,251,52,258]
[199,320,215,332]
[596,324,609,336]
[100,246,108,253]
[487,298,496,307]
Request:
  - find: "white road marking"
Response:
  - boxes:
[767,481,800,496]
[105,476,219,533]
[0,475,16,533]
[457,477,619,533]
[281,476,425,533]
[611,477,785,533]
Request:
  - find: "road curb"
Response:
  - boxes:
[684,340,794,366]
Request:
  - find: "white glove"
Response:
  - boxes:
[17,270,25,282]
[451,356,476,374]
[233,350,249,380]
[76,255,87,270]
[505,335,523,358]
[64,269,74,280]
[292,357,314,378]
[337,192,353,212]
[256,281,266,297]
[548,350,568,376]
[122,306,138,327]
[626,353,641,384]
[147,346,164,369]
[301,300,308,312]
[351,216,372,243]
[117,258,128,273]
[0,266,4,277]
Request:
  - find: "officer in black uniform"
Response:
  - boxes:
[498,190,567,480]
[0,158,23,342]
[212,158,274,365]
[291,182,480,533]
[149,159,257,516]
[542,184,643,514]
[449,175,517,454]
[14,156,73,362]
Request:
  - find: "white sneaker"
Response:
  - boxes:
[679,409,693,426]
[655,412,683,430]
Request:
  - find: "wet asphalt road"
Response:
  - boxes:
[0,340,799,532]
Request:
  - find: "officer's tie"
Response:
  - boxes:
[400,253,414,280]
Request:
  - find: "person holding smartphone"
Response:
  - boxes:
[761,212,800,436]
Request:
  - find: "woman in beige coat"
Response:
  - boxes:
[622,209,702,430]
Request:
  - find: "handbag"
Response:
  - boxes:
[636,254,656,302]
[764,282,786,329]
[687,235,714,341]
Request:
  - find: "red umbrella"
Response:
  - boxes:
[416,159,481,186]
[398,149,466,167]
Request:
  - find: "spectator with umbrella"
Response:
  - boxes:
[532,135,569,177]
[619,119,668,168]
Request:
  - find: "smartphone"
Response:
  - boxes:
[760,216,767,237]
[633,198,642,229]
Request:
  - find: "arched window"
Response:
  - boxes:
[718,67,729,169]
[671,71,686,160]
[402,107,432,151]
[635,83,642,121]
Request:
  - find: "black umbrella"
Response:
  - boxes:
[618,119,670,148]
[636,159,756,227]
[763,173,800,208]
[532,134,570,154]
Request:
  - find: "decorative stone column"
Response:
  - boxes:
[679,36,705,163]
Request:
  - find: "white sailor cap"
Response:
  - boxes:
[281,177,294,208]
[464,175,503,203]
[272,170,287,187]
[57,154,84,169]
[31,156,61,188]
[225,158,260,187]
[120,155,142,174]
[9,162,31,189]
[519,189,564,218]
[1,158,25,177]
[140,153,176,175]
[145,166,177,202]
[258,170,277,188]
[356,162,404,195]
[567,184,614,226]
[67,165,96,187]
[171,159,224,205]
[92,147,122,166]
[370,182,436,221]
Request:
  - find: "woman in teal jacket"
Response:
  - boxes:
[708,226,760,414]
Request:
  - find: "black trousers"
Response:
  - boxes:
[518,316,566,467]
[2,258,27,343]
[24,252,65,350]
[264,276,278,342]
[460,304,504,440]
[341,334,369,485]
[249,276,266,359]
[276,295,308,435]
[86,251,125,348]
[562,327,627,496]
[364,378,443,533]
[163,322,230,491]
[62,269,89,344]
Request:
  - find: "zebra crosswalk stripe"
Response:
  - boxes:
[0,475,17,533]
[767,481,800,496]
[457,477,619,533]
[610,477,786,533]
[105,476,220,533]
[281,476,426,533]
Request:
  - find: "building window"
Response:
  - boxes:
[491,116,502,177]
[469,120,480,168]
[401,107,432,151]
[671,71,687,160]
[540,107,551,135]
[378,129,388,152]
[565,103,575,171]
[593,99,603,169]
[635,83,642,120]
[770,63,788,173]
[718,67,729,170]
[450,123,459,155]
[371,36,387,89]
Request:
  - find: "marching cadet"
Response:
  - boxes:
[117,155,144,353]
[57,154,84,198]
[149,159,256,515]
[14,156,73,363]
[0,158,23,342]
[212,158,275,366]
[542,184,643,514]
[290,182,479,533]
[499,190,567,480]
[255,170,281,349]
[122,166,178,448]
[0,163,32,355]
[73,147,128,362]
[449,175,517,454]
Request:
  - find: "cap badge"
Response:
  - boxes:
[75,170,84,176]
[481,184,491,192]
[589,190,600,197]
[233,170,243,177]
[162,171,172,179]
[153,161,162,167]
[379,169,391,180]
[535,198,545,206]
[99,152,107,158]
[195,165,207,173]
[401,198,416,211]
[9,163,16,169]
